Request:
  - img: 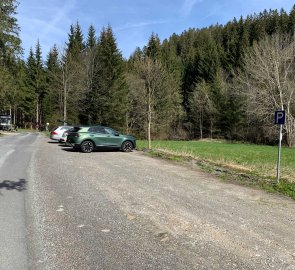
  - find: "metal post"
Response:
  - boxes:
[276,124,283,183]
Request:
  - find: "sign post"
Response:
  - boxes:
[274,110,285,183]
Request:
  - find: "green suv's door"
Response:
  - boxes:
[88,126,122,147]
[103,127,122,147]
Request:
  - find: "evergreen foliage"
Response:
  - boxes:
[0,0,22,66]
[89,26,127,130]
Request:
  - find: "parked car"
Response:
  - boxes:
[59,127,75,143]
[66,125,136,153]
[50,126,73,141]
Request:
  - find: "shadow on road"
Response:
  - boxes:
[61,148,78,152]
[58,144,71,147]
[0,179,27,192]
[61,147,119,153]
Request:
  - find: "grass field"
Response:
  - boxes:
[137,140,295,183]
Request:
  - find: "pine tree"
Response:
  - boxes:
[66,22,84,57]
[222,19,239,70]
[60,22,86,125]
[86,25,96,49]
[237,16,250,67]
[288,5,295,35]
[79,25,97,124]
[25,42,46,128]
[44,45,62,124]
[266,9,280,35]
[14,59,33,127]
[91,25,128,130]
[145,33,161,60]
[279,8,289,33]
[0,0,22,66]
[0,0,22,118]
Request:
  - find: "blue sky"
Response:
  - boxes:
[16,0,295,60]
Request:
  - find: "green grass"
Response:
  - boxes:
[17,128,38,132]
[137,140,295,198]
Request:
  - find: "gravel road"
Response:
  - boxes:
[2,133,295,269]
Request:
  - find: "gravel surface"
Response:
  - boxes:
[22,134,295,269]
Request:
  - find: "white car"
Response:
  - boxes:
[50,126,73,141]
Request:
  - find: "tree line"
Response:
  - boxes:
[1,0,295,147]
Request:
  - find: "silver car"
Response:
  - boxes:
[50,126,73,141]
[59,127,75,143]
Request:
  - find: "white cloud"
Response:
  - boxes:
[181,0,203,17]
[114,19,170,31]
[17,0,78,58]
[39,0,76,40]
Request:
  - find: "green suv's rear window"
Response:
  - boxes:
[71,127,81,132]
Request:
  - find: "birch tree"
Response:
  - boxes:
[127,57,181,149]
[189,80,216,139]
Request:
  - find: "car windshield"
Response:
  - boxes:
[61,126,71,130]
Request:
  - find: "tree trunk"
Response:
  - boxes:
[13,105,16,125]
[63,84,67,125]
[199,108,203,140]
[210,119,213,139]
[36,97,39,130]
[148,100,152,150]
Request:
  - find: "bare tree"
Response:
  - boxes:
[82,46,97,124]
[237,34,295,147]
[189,80,216,139]
[0,67,12,109]
[59,49,85,124]
[127,57,181,149]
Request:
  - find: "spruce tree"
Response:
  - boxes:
[86,25,96,49]
[0,0,22,118]
[44,45,61,124]
[61,22,85,125]
[92,25,128,130]
[25,42,46,128]
[279,9,289,33]
[0,0,22,66]
[145,33,161,60]
[288,5,295,35]
[79,25,97,124]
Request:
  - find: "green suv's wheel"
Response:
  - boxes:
[121,140,133,152]
[81,140,95,153]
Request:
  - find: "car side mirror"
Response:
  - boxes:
[114,132,119,136]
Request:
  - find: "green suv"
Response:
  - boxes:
[66,126,136,153]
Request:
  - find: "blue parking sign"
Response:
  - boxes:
[275,110,285,125]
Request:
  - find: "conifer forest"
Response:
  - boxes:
[1,1,295,146]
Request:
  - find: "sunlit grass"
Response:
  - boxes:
[137,140,295,182]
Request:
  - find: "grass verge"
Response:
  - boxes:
[137,140,295,200]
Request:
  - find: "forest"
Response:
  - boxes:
[1,0,295,147]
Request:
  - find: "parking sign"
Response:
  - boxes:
[275,110,285,125]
